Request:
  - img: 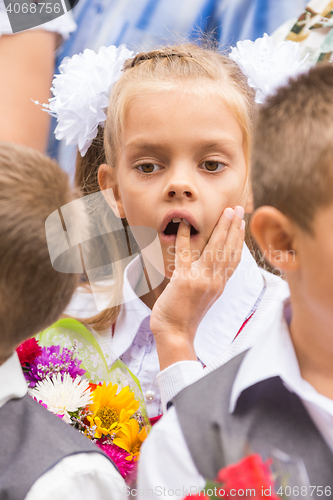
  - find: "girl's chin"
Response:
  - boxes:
[161,260,175,279]
[160,232,200,245]
[164,269,174,279]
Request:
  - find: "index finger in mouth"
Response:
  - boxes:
[175,218,192,269]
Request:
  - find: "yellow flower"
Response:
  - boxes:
[113,418,148,461]
[87,382,139,439]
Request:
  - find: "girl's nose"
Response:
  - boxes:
[162,173,198,201]
[168,189,192,198]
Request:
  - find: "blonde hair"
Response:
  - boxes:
[75,43,256,331]
[105,44,255,167]
[0,141,86,360]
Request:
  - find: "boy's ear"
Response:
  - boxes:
[98,164,126,219]
[250,206,299,271]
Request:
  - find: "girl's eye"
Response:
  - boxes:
[136,163,161,173]
[201,160,227,172]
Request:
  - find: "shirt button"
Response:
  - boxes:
[145,390,155,402]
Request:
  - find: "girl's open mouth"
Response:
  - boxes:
[163,218,198,236]
[161,217,199,242]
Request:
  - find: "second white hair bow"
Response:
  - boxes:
[229,33,309,104]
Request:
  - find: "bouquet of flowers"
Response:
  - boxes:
[17,318,150,481]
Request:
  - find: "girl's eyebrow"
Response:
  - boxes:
[197,138,240,151]
[125,137,239,153]
[124,141,167,154]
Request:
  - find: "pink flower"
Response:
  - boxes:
[96,440,136,479]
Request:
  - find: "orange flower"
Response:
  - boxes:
[113,418,148,461]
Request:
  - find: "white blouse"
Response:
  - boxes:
[66,244,289,418]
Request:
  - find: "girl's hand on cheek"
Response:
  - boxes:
[150,206,245,370]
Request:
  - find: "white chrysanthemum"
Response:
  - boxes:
[44,44,134,156]
[229,34,309,103]
[29,373,92,424]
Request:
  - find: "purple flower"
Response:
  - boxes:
[25,345,86,387]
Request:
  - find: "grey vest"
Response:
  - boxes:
[0,394,116,500]
[173,352,333,490]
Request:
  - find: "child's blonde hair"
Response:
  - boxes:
[75,43,256,331]
[0,142,87,360]
[104,44,255,168]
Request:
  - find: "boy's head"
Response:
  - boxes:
[251,63,333,234]
[250,64,333,312]
[0,142,87,363]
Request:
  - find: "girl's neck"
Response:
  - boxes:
[136,266,169,310]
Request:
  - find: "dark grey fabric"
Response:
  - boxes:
[0,394,115,500]
[173,352,333,490]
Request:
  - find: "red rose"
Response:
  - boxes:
[16,338,42,367]
[217,454,279,499]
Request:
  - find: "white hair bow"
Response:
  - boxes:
[229,33,309,104]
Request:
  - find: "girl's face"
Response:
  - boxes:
[102,89,250,278]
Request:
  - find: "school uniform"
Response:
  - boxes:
[0,353,125,500]
[66,243,289,418]
[138,299,333,498]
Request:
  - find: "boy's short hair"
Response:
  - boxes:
[0,142,88,356]
[251,63,333,233]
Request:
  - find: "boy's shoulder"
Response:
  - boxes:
[173,350,247,428]
[0,394,111,499]
[1,392,96,445]
[173,349,333,486]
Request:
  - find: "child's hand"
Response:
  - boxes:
[150,207,245,370]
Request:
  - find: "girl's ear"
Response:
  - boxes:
[98,163,126,219]
[250,206,299,272]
